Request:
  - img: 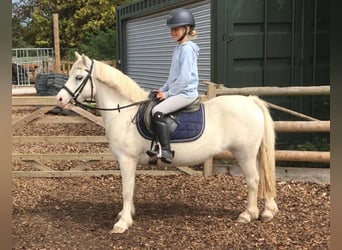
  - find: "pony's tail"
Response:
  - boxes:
[251,96,276,199]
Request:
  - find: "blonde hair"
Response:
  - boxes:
[187,27,197,39]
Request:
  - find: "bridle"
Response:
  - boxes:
[62,59,95,105]
[62,59,148,112]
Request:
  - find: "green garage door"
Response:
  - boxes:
[213,0,329,89]
[212,0,329,147]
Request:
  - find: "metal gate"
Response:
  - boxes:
[12,48,54,86]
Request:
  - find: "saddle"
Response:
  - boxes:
[135,95,205,143]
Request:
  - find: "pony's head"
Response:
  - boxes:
[56,52,149,109]
[56,52,96,109]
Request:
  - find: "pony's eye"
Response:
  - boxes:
[76,75,83,81]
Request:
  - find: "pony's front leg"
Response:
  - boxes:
[110,156,137,234]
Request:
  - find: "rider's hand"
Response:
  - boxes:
[153,90,165,101]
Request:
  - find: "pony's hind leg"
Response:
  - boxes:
[234,152,260,223]
[110,155,137,234]
[261,196,278,222]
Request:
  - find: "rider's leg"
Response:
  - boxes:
[146,95,196,159]
[152,111,173,163]
[151,95,197,116]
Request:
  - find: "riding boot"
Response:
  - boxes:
[146,114,159,157]
[151,112,173,163]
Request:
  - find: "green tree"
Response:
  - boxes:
[66,28,117,60]
[12,0,133,58]
[12,16,29,48]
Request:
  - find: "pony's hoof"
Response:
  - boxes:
[236,214,251,223]
[110,224,128,234]
[236,217,249,223]
[261,203,278,222]
[261,215,273,222]
[110,220,129,234]
[261,209,277,222]
[237,208,259,223]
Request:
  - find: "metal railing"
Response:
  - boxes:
[12,48,54,86]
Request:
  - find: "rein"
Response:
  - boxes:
[74,99,149,112]
[62,59,149,112]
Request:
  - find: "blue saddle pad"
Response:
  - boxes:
[137,103,205,143]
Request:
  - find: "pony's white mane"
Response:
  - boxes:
[73,54,148,102]
[94,60,149,102]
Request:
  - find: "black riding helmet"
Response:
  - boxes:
[167,8,195,28]
[167,8,195,41]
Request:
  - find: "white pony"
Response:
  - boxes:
[56,53,278,233]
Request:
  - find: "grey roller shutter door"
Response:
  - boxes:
[125,1,211,94]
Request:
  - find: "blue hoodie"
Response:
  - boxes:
[160,41,199,98]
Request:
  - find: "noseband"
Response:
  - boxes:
[62,59,148,112]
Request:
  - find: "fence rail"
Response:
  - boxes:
[203,81,330,96]
[202,81,330,176]
[12,80,330,178]
[60,60,116,74]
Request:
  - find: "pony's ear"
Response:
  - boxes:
[75,51,81,60]
[81,54,91,68]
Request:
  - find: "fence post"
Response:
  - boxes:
[203,81,219,176]
[53,13,61,73]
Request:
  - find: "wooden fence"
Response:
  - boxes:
[60,60,116,75]
[12,83,330,178]
[12,96,199,177]
[202,81,330,176]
